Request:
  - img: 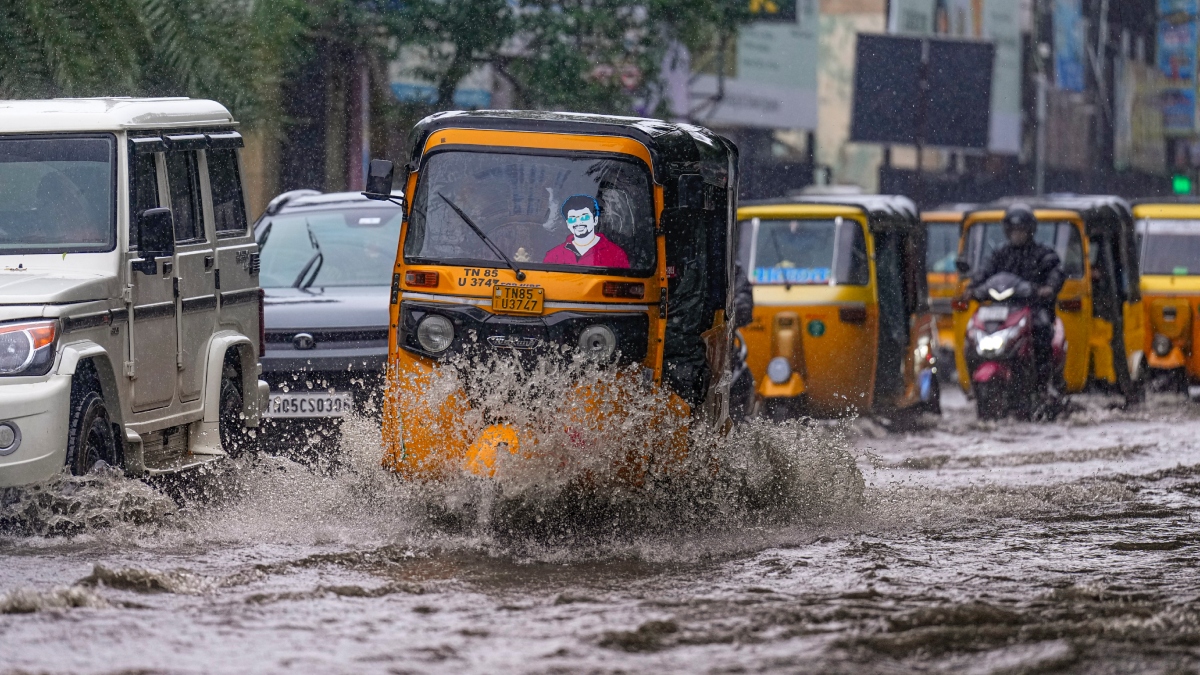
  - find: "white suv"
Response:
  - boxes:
[0,97,267,487]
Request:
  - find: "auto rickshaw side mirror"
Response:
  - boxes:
[363,159,395,201]
[677,174,712,210]
[134,207,176,275]
[955,258,971,274]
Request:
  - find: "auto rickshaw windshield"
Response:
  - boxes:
[926,222,960,273]
[1137,219,1200,275]
[964,220,1086,278]
[405,150,657,275]
[741,218,869,285]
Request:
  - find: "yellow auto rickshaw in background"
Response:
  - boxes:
[953,196,1145,403]
[923,208,969,381]
[366,111,740,480]
[1132,201,1200,394]
[737,195,940,419]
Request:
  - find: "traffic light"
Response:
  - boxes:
[748,0,797,21]
[1174,174,1192,195]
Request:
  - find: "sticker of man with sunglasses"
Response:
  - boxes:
[542,194,629,268]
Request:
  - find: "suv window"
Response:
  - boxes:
[208,149,247,237]
[130,153,160,239]
[166,151,205,242]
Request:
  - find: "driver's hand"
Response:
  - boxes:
[1037,285,1054,299]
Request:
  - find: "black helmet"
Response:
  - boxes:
[1003,203,1037,237]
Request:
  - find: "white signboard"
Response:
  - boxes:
[689,0,819,130]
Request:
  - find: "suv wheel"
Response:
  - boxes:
[219,357,255,458]
[65,389,117,476]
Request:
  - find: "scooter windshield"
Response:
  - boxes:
[405,150,656,276]
[0,135,115,255]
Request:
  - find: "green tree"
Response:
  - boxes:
[0,0,311,126]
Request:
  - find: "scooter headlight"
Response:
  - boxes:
[974,325,1017,357]
[1153,334,1173,357]
[767,356,792,384]
[578,325,617,361]
[416,315,454,353]
[0,320,58,376]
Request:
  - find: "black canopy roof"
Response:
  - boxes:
[404,110,737,187]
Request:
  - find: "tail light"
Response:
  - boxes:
[258,288,266,356]
[1059,297,1082,312]
[838,305,867,324]
[405,270,439,288]
[951,298,970,311]
[603,282,645,299]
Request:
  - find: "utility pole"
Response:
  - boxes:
[1034,0,1048,196]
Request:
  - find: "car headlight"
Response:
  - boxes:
[578,325,617,361]
[1153,334,1172,357]
[0,320,57,376]
[416,315,454,353]
[767,356,791,384]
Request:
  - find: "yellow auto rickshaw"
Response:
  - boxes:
[737,195,940,419]
[953,196,1145,402]
[364,111,740,480]
[923,208,969,379]
[1131,201,1200,393]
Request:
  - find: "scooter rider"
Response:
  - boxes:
[963,204,1066,395]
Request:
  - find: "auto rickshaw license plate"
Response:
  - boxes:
[492,284,544,315]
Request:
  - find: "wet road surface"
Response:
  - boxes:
[4,388,1200,673]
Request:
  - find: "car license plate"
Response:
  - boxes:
[978,305,1009,322]
[266,391,353,418]
[492,284,544,315]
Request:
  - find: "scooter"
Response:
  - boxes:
[964,273,1067,420]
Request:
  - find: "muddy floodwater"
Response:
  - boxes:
[4,388,1200,674]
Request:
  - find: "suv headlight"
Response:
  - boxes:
[0,320,58,376]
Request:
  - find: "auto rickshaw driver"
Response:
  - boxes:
[959,204,1065,397]
[543,194,630,267]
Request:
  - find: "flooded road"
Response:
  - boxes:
[4,389,1200,674]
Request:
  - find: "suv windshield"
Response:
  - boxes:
[405,150,656,275]
[1138,219,1200,275]
[0,135,115,254]
[926,222,960,273]
[256,205,401,288]
[742,218,869,285]
[964,220,1086,278]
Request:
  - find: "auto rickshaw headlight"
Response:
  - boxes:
[1153,334,1173,357]
[578,325,617,361]
[416,315,455,353]
[767,357,791,385]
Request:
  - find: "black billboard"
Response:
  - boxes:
[851,34,995,150]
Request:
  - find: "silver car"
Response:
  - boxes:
[253,190,401,453]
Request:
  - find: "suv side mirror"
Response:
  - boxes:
[955,257,971,274]
[363,159,395,201]
[135,208,175,275]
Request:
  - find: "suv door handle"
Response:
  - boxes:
[204,255,214,271]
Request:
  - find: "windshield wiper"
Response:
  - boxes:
[256,220,273,249]
[438,192,526,281]
[293,220,324,289]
